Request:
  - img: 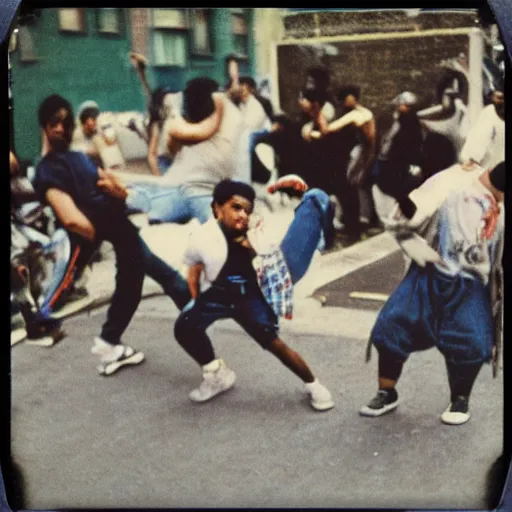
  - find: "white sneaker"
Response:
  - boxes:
[305,379,335,411]
[189,359,236,402]
[440,396,470,425]
[92,337,145,376]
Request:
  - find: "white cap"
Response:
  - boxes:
[392,91,418,106]
[77,100,100,120]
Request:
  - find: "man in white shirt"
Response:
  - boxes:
[459,89,505,171]
[231,76,272,183]
[361,161,504,426]
[126,77,243,225]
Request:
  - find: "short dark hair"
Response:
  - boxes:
[79,107,100,125]
[212,179,256,207]
[183,77,219,123]
[225,53,240,63]
[148,86,178,124]
[306,66,330,91]
[489,161,505,193]
[302,88,327,105]
[38,94,74,128]
[239,76,257,90]
[337,84,361,102]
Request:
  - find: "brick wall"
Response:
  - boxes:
[282,10,480,39]
[277,33,471,135]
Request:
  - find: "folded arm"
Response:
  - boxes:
[167,94,224,145]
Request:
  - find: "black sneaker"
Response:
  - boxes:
[359,389,399,417]
[26,325,66,347]
[440,396,470,425]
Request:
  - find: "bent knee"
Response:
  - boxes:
[174,312,202,342]
[304,188,330,211]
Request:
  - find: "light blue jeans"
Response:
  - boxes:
[280,188,331,283]
[126,183,213,225]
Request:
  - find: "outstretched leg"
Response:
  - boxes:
[235,297,334,411]
[279,187,334,284]
[140,238,191,310]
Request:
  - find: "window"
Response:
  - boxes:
[58,8,86,32]
[153,31,187,66]
[151,9,188,67]
[190,9,213,55]
[18,26,38,62]
[152,9,188,29]
[97,8,122,34]
[231,9,249,57]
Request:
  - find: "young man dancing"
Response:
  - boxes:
[174,176,335,411]
[33,94,191,375]
[360,162,504,425]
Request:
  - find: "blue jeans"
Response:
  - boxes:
[249,128,270,157]
[173,188,333,365]
[158,156,173,175]
[371,263,494,365]
[127,183,213,224]
[280,188,332,283]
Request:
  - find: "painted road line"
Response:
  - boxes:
[349,292,390,302]
[294,231,401,299]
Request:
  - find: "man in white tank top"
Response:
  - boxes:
[126,78,243,225]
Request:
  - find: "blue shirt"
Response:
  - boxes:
[34,150,126,227]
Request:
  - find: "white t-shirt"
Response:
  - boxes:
[459,104,504,171]
[434,178,504,285]
[158,92,183,158]
[161,94,243,191]
[239,94,271,132]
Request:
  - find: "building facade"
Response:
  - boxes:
[9,8,256,163]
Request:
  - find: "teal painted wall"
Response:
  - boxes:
[10,8,143,162]
[10,8,256,163]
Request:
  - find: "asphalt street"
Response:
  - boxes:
[10,299,503,510]
[315,250,406,309]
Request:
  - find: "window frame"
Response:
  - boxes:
[231,8,250,58]
[150,8,189,68]
[96,8,124,37]
[57,8,87,34]
[17,25,39,63]
[188,8,214,57]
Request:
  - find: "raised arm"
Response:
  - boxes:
[167,94,224,144]
[46,188,96,241]
[147,124,162,176]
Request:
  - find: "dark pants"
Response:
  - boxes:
[174,188,332,365]
[305,137,362,236]
[175,285,279,365]
[371,263,494,365]
[93,217,190,344]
